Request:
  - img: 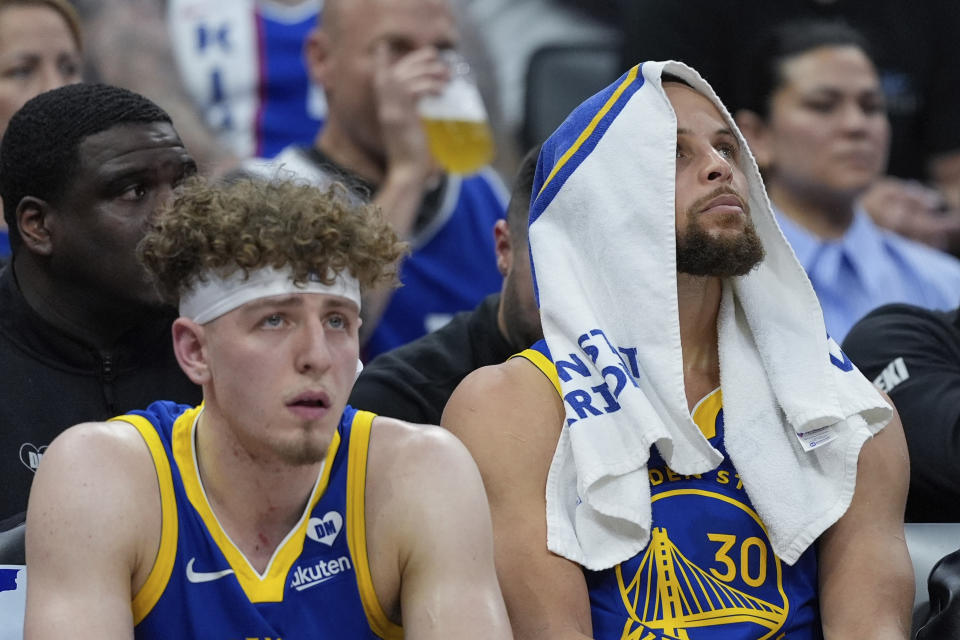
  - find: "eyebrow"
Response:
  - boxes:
[715,129,741,145]
[242,294,360,313]
[677,127,739,137]
[99,155,197,187]
[241,296,304,312]
[677,127,741,145]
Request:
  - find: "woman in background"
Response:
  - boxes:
[735,19,960,342]
[0,0,82,258]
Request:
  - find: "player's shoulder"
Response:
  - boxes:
[441,354,566,474]
[28,419,160,545]
[450,350,561,417]
[31,419,158,520]
[41,419,153,475]
[367,416,472,475]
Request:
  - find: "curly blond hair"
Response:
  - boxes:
[139,177,407,304]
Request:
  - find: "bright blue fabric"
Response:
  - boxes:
[364,171,506,359]
[256,10,324,157]
[130,401,384,639]
[520,342,822,639]
[777,209,960,342]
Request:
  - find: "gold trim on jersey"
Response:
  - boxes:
[346,411,404,640]
[173,406,341,603]
[690,388,721,440]
[111,413,180,624]
[511,347,562,396]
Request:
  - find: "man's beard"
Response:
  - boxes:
[273,436,329,466]
[500,270,543,351]
[676,203,765,277]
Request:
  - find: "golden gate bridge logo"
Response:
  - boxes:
[615,527,787,640]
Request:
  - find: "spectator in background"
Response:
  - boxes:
[247,0,507,360]
[621,0,960,254]
[74,0,321,173]
[0,0,83,259]
[75,1,513,174]
[166,0,325,160]
[350,144,542,423]
[0,83,201,524]
[734,19,960,342]
[844,302,960,523]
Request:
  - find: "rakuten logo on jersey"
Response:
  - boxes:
[289,556,352,591]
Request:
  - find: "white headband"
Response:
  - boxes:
[180,266,362,325]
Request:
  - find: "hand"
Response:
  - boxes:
[860,177,960,252]
[372,42,449,181]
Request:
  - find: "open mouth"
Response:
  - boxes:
[290,398,327,408]
[286,391,330,416]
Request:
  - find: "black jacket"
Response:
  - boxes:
[349,294,514,425]
[0,265,201,521]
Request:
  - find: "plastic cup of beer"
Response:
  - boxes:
[418,50,495,175]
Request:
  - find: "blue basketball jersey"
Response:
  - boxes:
[364,169,507,359]
[168,0,325,159]
[516,340,822,640]
[115,401,401,639]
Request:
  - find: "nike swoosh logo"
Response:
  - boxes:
[186,557,235,583]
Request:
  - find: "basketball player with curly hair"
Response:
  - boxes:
[24,177,512,640]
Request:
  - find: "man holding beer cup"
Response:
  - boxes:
[247,0,508,360]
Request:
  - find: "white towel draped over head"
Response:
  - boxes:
[529,60,892,571]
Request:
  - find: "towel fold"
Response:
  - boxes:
[529,60,891,571]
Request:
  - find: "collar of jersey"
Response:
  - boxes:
[172,406,341,602]
[690,387,721,440]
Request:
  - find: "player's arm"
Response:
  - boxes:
[24,421,160,640]
[367,420,511,639]
[817,398,913,640]
[442,359,594,640]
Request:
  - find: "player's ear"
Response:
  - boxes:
[172,317,210,385]
[16,196,54,256]
[493,218,513,277]
[305,25,332,90]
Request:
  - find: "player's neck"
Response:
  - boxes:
[194,408,325,571]
[677,273,721,411]
[315,122,386,186]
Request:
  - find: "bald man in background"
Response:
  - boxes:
[245,0,508,359]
